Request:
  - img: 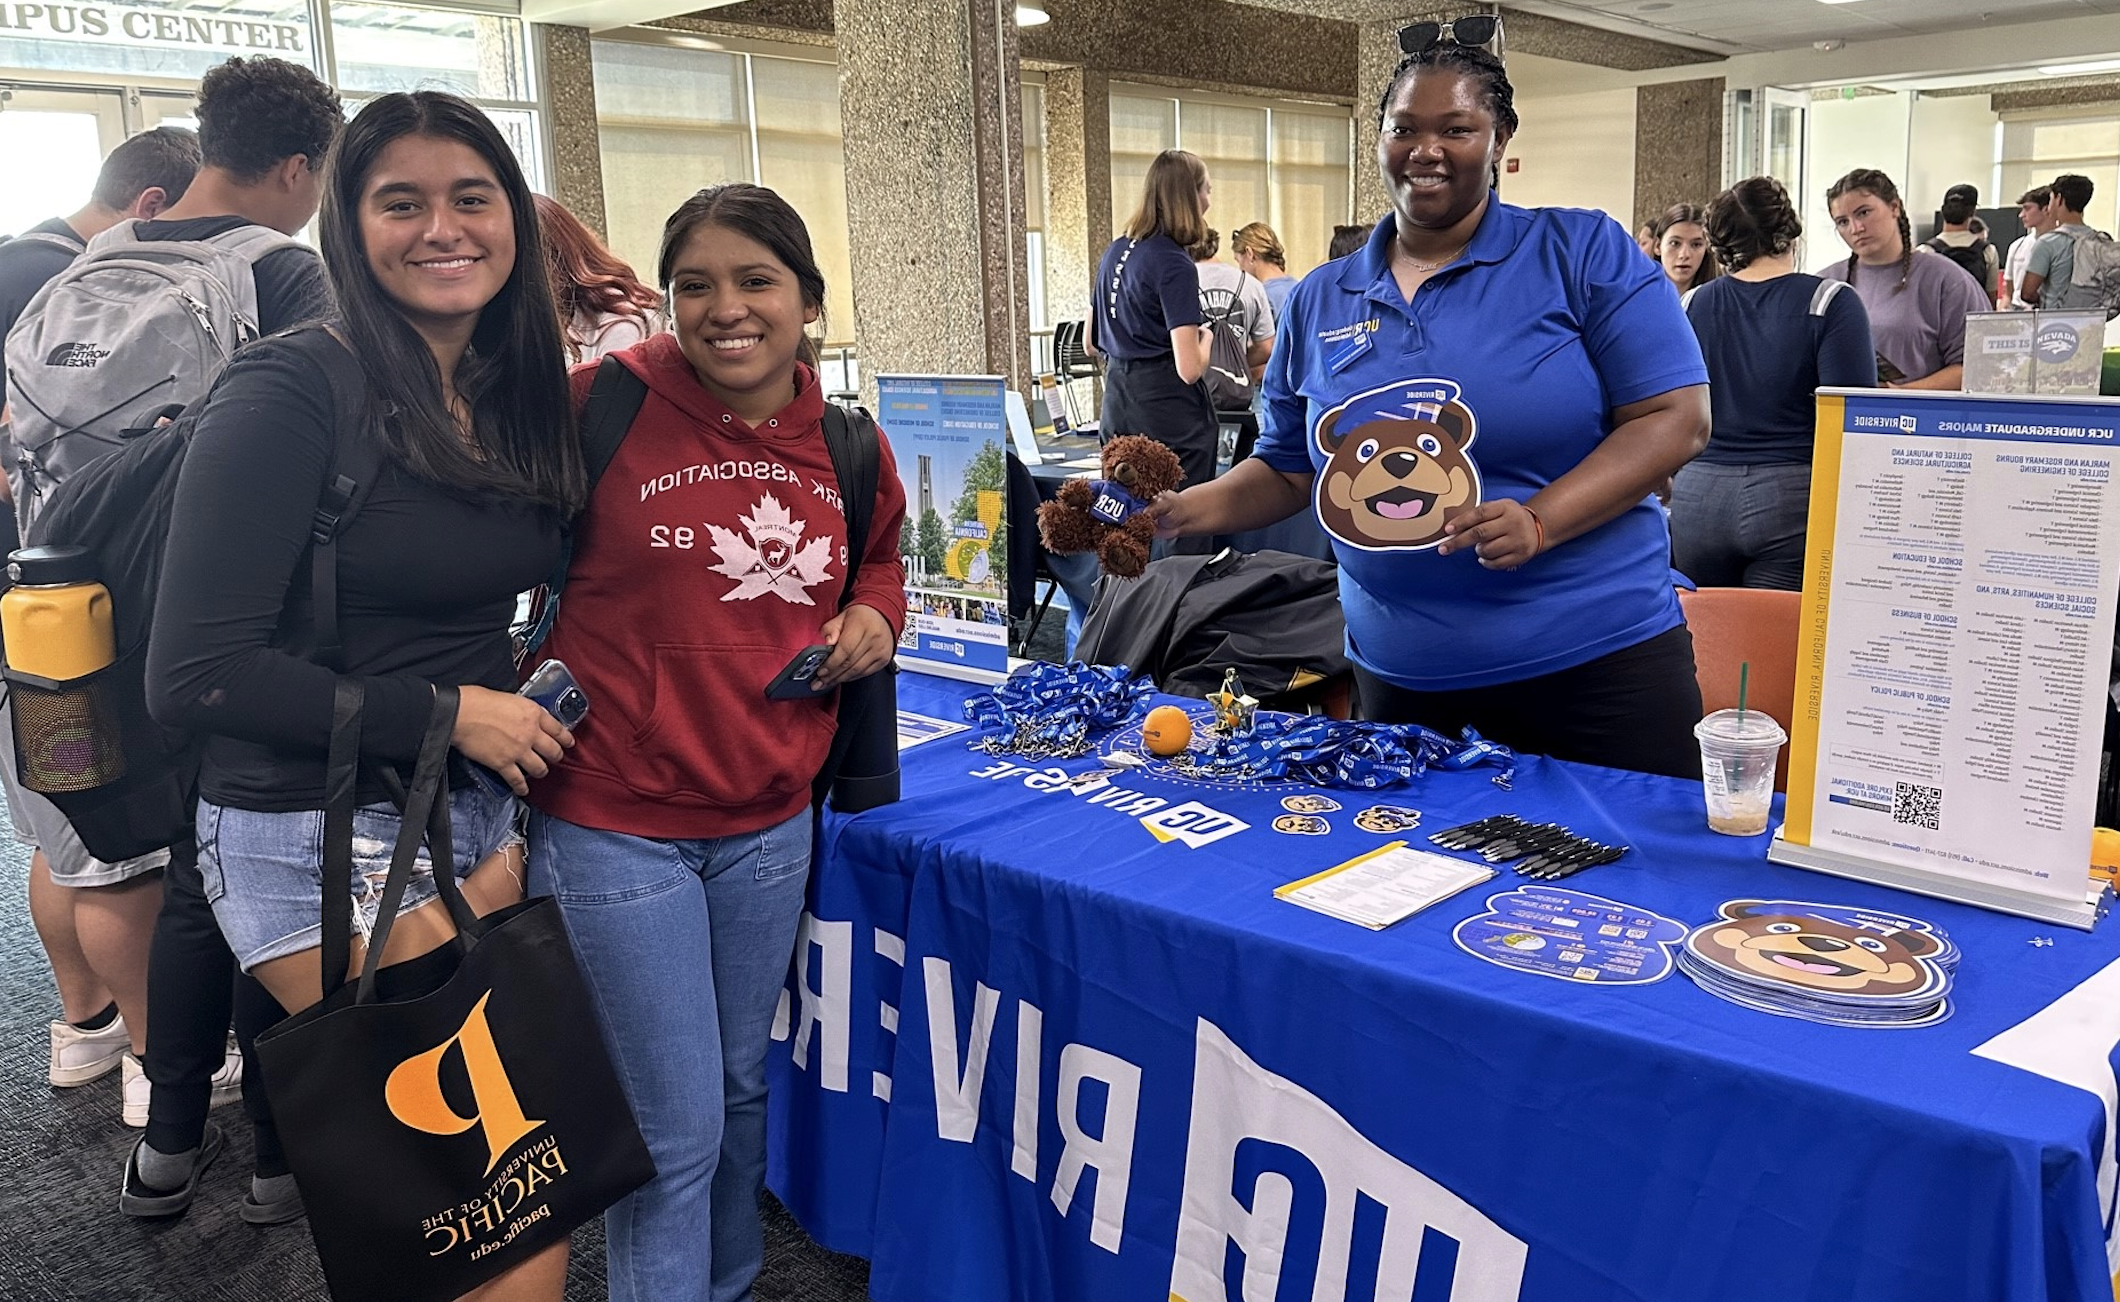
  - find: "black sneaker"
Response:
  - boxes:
[119,1122,224,1218]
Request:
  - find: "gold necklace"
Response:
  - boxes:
[1400,242,1470,274]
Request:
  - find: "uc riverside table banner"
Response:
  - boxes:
[1776,389,2120,928]
[766,672,2120,1302]
[875,373,1010,674]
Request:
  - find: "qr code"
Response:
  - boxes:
[1892,782,1942,830]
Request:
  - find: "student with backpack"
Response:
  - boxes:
[524,183,907,1301]
[1090,150,1223,522]
[11,56,348,1221]
[0,125,200,1104]
[1924,183,1999,301]
[2022,173,2120,317]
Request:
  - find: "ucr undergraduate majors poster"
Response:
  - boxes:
[1777,389,2120,926]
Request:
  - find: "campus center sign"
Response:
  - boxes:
[0,2,306,55]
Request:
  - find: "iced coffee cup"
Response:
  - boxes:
[1694,709,1786,836]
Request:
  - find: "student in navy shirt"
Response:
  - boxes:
[1150,38,1712,778]
[1670,176,1873,591]
[1090,149,1220,510]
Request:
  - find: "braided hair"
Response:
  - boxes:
[1375,41,1519,137]
[1827,167,1913,291]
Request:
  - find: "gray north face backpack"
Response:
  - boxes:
[3,219,296,532]
[2050,227,2120,320]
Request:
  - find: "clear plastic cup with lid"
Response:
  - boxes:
[1694,709,1786,836]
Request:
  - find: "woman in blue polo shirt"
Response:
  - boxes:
[1090,149,1220,505]
[1150,35,1712,777]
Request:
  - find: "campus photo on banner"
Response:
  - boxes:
[876,374,1010,673]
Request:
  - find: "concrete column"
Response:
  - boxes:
[1633,78,1724,228]
[1041,65,1109,325]
[836,0,1030,394]
[536,23,607,235]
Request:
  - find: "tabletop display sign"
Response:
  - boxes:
[876,373,1012,679]
[1963,311,2108,397]
[1772,388,2120,928]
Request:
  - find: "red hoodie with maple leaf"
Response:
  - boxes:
[529,332,908,839]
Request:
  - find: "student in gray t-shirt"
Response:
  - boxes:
[2023,173,2102,311]
[1820,167,1991,389]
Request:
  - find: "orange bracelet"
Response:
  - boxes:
[1524,504,1546,556]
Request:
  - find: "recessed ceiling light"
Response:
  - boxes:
[1014,3,1049,24]
[1815,0,1865,6]
[2037,58,2120,76]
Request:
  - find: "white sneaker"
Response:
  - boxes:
[121,1053,149,1128]
[210,1037,242,1111]
[122,1041,242,1128]
[49,1013,129,1087]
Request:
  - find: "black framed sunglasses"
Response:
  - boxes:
[1398,14,1501,53]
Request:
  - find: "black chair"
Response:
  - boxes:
[1052,320,1100,427]
[1005,452,1062,655]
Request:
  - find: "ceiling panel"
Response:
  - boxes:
[1507,0,2120,55]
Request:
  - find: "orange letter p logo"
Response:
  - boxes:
[384,991,545,1175]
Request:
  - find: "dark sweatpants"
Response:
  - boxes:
[1103,355,1220,556]
[144,839,285,1175]
[1353,625,1705,780]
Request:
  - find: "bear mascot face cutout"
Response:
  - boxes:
[1689,901,1947,999]
[1313,379,1483,551]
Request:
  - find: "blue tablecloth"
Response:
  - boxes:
[766,671,2120,1302]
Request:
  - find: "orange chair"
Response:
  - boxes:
[1678,587,1802,792]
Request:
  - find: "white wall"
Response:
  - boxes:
[1907,92,2000,237]
[1499,85,1637,224]
[1802,91,1911,274]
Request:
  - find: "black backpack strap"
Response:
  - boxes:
[304,328,381,673]
[820,401,880,610]
[517,356,648,660]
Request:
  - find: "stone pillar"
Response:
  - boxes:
[1041,65,1109,325]
[836,0,1030,395]
[536,24,607,236]
[1633,78,1724,228]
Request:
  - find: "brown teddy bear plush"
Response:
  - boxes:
[1036,434,1186,579]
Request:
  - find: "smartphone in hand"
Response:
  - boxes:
[472,659,589,797]
[766,645,833,700]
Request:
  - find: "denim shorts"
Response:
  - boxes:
[199,785,525,972]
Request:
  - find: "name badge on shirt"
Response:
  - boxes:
[1324,324,1375,375]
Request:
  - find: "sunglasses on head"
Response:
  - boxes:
[1398,14,1501,53]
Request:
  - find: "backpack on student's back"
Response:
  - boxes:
[3,218,297,533]
[1199,284,1253,413]
[1923,235,1991,288]
[2051,228,2120,319]
[7,327,379,862]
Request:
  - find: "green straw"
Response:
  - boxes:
[1737,661,1750,728]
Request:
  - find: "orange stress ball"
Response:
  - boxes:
[1141,706,1193,757]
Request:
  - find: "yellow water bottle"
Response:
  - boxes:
[3,546,116,683]
[3,545,124,793]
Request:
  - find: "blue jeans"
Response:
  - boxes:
[528,809,812,1302]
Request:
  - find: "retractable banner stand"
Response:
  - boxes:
[1772,388,2120,928]
[876,374,1012,681]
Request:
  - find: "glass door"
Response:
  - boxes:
[134,89,199,133]
[1765,88,1807,203]
[0,84,126,237]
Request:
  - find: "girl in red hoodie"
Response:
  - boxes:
[525,185,906,1299]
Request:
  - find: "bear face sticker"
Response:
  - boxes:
[1679,900,1958,1028]
[1313,378,1483,552]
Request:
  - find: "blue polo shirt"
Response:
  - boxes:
[1256,202,1708,691]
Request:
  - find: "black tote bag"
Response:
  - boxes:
[254,683,653,1302]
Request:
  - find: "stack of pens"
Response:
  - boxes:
[1428,815,1627,880]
